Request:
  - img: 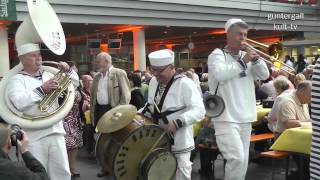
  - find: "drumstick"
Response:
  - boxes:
[152,99,161,113]
[141,131,167,164]
[151,99,174,144]
[151,99,169,124]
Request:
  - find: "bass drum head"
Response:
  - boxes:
[142,148,177,180]
[112,124,171,180]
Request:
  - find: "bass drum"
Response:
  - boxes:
[95,114,172,180]
[141,148,177,180]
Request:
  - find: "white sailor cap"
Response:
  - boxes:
[148,49,174,67]
[17,43,40,56]
[225,18,246,32]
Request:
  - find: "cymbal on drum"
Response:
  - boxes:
[97,105,137,133]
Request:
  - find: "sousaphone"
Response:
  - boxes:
[0,0,74,129]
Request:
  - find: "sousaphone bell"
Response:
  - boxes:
[0,0,74,130]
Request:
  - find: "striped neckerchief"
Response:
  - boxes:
[19,70,44,80]
[223,47,246,71]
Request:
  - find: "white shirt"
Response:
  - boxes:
[208,48,269,123]
[146,76,205,153]
[267,89,294,132]
[260,80,276,99]
[97,66,113,105]
[285,60,294,68]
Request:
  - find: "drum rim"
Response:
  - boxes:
[141,148,177,180]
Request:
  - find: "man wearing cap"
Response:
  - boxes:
[142,49,205,180]
[90,52,131,177]
[208,19,269,180]
[7,43,79,180]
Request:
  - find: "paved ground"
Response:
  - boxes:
[9,143,297,180]
[75,148,295,180]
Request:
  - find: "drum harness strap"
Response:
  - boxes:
[141,74,185,121]
[151,74,185,124]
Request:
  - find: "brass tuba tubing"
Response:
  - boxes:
[42,61,59,66]
[39,61,72,112]
[245,39,295,76]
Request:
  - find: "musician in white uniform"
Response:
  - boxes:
[208,19,269,180]
[7,43,79,180]
[142,49,205,180]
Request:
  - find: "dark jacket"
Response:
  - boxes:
[130,87,145,109]
[0,150,49,180]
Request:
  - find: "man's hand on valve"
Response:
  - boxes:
[57,61,70,72]
[41,79,58,94]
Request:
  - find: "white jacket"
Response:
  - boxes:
[208,48,269,123]
[146,76,205,153]
[8,68,79,142]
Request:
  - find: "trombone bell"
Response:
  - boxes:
[245,39,295,76]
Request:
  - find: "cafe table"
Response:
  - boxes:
[271,126,312,180]
[271,126,312,155]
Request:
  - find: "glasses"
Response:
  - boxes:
[151,65,170,75]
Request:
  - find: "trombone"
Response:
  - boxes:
[245,39,295,76]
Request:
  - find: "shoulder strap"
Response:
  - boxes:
[214,49,227,95]
[154,74,183,112]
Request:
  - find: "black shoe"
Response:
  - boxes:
[71,173,80,178]
[97,171,109,177]
[288,170,298,180]
[198,169,213,177]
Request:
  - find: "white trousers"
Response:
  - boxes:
[28,134,71,180]
[213,122,252,180]
[174,152,192,180]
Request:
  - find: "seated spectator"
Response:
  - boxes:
[0,123,49,180]
[278,70,295,89]
[260,68,276,99]
[293,73,306,88]
[195,118,217,178]
[275,81,311,135]
[255,81,268,102]
[284,55,294,68]
[260,80,276,99]
[253,76,282,153]
[275,80,311,180]
[267,76,293,132]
